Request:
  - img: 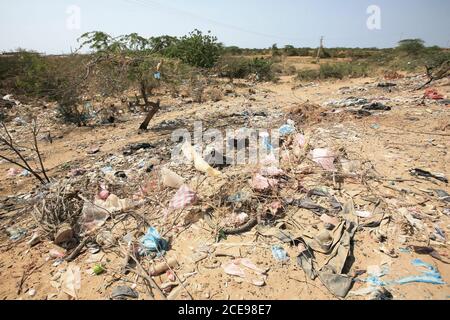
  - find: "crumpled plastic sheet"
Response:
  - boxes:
[279,124,296,136]
[181,142,221,177]
[250,174,278,191]
[395,259,446,285]
[61,265,81,299]
[168,184,198,210]
[311,148,336,171]
[222,258,267,286]
[139,227,169,256]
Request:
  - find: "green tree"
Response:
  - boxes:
[283,45,298,56]
[77,31,171,129]
[397,39,425,55]
[165,29,222,68]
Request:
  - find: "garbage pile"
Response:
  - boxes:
[1,74,448,300]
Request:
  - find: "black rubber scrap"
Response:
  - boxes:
[111,286,139,300]
[410,169,448,183]
[123,142,155,156]
[291,198,329,215]
[362,102,392,111]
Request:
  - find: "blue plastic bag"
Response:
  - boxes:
[395,259,446,285]
[279,124,295,137]
[139,227,169,256]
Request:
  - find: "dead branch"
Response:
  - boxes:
[139,99,161,131]
[0,121,49,184]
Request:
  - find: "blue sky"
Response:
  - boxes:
[1,0,449,54]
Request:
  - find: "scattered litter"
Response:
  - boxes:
[98,189,110,201]
[410,168,448,183]
[355,210,373,218]
[80,201,110,233]
[168,184,198,210]
[222,258,268,286]
[181,142,221,177]
[93,264,105,275]
[433,189,450,202]
[54,223,74,245]
[250,174,278,191]
[61,265,81,299]
[7,227,27,241]
[161,167,185,189]
[259,166,284,177]
[7,168,21,177]
[123,142,154,156]
[271,246,289,262]
[279,120,296,136]
[395,259,445,285]
[139,227,169,255]
[424,88,444,100]
[111,286,139,300]
[100,166,113,175]
[311,148,335,171]
[149,257,179,276]
[411,246,449,264]
[27,232,41,247]
[378,82,397,88]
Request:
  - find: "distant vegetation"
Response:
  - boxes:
[1,33,449,124]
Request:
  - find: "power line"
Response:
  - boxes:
[121,0,306,43]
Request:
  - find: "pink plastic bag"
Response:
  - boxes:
[169,185,198,210]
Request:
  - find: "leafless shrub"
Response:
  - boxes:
[32,182,83,240]
[0,119,50,184]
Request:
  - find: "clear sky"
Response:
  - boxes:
[1,0,449,54]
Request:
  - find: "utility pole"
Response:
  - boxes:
[316,36,324,63]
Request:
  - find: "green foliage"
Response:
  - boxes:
[222,46,243,55]
[218,56,274,81]
[10,50,51,96]
[296,68,320,80]
[397,39,425,56]
[164,29,222,68]
[271,44,281,57]
[283,45,298,56]
[320,62,368,79]
[297,62,369,80]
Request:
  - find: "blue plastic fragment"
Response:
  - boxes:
[262,136,274,151]
[395,259,446,285]
[139,227,169,256]
[279,124,295,136]
[271,245,289,262]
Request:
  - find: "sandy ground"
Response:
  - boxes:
[0,72,449,300]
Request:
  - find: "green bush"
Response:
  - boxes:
[165,29,222,68]
[218,57,274,81]
[296,62,369,80]
[296,69,320,81]
[397,39,425,56]
[319,62,368,79]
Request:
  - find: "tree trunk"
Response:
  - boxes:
[139,99,160,131]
